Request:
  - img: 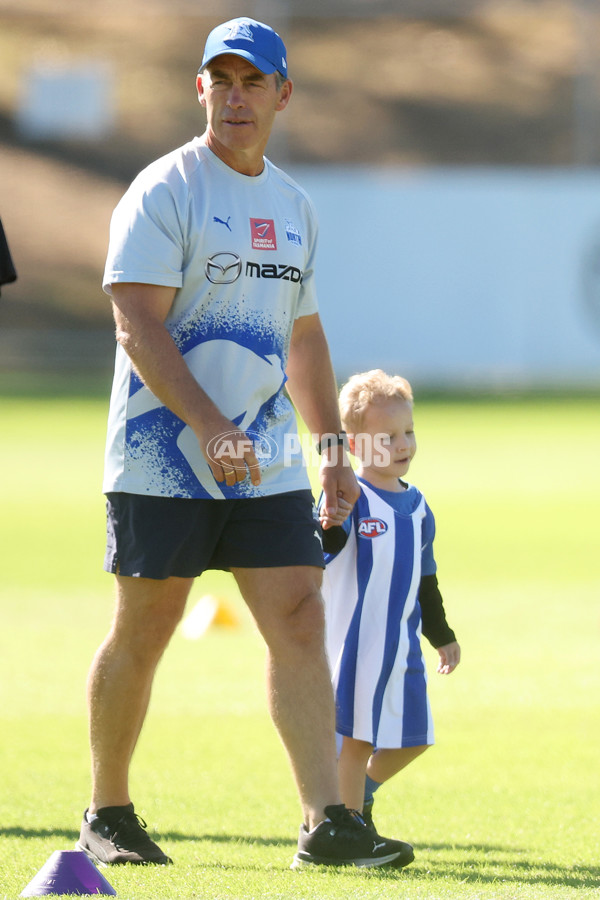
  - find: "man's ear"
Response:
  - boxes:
[275,78,293,112]
[196,73,206,107]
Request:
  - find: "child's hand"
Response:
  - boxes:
[320,494,354,530]
[436,641,461,674]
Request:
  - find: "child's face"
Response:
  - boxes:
[353,397,416,486]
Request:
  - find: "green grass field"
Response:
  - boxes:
[1,378,599,899]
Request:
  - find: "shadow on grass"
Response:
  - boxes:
[406,864,600,892]
[3,830,598,890]
[164,836,600,890]
[162,831,296,848]
[0,826,294,848]
[0,827,81,841]
[405,842,600,892]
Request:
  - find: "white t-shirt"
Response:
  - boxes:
[102,140,319,499]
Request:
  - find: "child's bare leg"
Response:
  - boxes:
[367,745,429,785]
[338,736,373,811]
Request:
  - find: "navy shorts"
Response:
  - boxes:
[104,490,325,579]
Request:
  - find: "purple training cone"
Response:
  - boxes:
[20,850,117,896]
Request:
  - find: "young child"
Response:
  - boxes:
[320,369,460,833]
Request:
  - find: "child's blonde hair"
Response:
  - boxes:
[339,369,413,433]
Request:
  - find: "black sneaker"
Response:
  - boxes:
[76,804,172,865]
[291,804,414,869]
[362,799,376,832]
[361,801,415,869]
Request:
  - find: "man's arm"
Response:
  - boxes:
[110,282,260,486]
[286,312,359,526]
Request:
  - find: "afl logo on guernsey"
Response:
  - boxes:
[358,517,388,538]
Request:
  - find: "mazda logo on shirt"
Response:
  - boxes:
[205,252,242,284]
[205,251,303,285]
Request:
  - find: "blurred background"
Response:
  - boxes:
[1,0,600,390]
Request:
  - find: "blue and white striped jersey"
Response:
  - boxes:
[321,478,436,749]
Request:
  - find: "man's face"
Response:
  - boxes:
[197,55,292,172]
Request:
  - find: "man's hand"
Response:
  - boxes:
[202,423,261,487]
[319,448,359,529]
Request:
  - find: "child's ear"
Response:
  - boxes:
[347,433,356,456]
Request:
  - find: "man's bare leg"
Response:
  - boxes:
[87,575,193,811]
[232,566,340,830]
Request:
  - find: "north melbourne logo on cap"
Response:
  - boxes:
[226,21,255,42]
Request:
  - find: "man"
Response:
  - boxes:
[77,17,413,870]
[0,217,17,295]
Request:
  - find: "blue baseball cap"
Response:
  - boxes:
[200,17,288,78]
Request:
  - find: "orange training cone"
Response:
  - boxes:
[180,595,239,639]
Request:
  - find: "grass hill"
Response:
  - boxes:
[0,0,592,369]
